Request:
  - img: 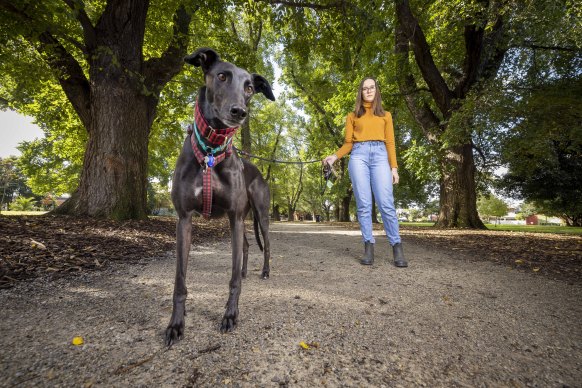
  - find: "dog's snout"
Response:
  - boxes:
[230,106,247,119]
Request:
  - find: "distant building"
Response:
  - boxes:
[526,215,539,225]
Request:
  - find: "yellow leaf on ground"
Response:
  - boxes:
[515,259,524,264]
[299,341,310,350]
[72,336,84,346]
[533,267,540,272]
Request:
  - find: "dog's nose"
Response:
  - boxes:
[230,106,247,119]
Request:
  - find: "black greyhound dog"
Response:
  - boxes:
[166,48,275,346]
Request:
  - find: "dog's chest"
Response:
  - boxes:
[189,163,246,208]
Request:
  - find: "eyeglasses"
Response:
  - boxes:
[362,86,376,93]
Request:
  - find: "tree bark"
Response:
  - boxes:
[7,0,194,219]
[436,143,485,228]
[340,191,352,222]
[394,0,505,229]
[56,82,153,219]
[240,119,252,159]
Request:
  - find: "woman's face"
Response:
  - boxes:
[361,79,376,102]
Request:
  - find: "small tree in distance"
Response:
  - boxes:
[477,194,509,225]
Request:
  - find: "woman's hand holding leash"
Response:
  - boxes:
[322,154,338,166]
[392,168,399,185]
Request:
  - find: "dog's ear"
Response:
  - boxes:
[184,48,220,73]
[252,74,276,101]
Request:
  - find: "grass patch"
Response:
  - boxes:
[399,221,582,235]
[0,211,48,216]
[400,222,434,227]
[484,224,582,235]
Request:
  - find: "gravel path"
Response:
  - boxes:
[1,222,580,387]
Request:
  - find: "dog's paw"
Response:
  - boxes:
[220,315,237,333]
[261,268,270,280]
[165,322,184,346]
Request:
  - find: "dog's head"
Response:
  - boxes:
[185,48,275,128]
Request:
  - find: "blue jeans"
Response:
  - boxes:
[348,141,401,246]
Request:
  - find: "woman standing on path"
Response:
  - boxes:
[323,77,407,267]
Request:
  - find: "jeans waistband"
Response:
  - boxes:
[355,141,385,145]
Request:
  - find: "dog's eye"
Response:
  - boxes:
[217,73,226,82]
[245,85,254,94]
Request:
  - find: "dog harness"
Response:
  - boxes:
[188,100,239,219]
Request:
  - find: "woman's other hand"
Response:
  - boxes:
[392,168,399,184]
[323,155,338,166]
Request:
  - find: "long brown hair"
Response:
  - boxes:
[354,77,385,118]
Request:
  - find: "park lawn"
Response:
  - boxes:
[484,224,582,235]
[399,221,582,235]
[0,211,48,216]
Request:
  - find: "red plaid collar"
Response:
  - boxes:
[194,100,239,146]
[188,99,240,166]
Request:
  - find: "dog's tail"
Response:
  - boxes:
[253,211,264,252]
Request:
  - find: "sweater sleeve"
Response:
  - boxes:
[335,113,354,159]
[384,112,398,168]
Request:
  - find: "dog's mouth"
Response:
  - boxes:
[222,117,245,127]
[212,107,245,128]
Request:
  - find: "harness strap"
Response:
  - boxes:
[188,101,239,219]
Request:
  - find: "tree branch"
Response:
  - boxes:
[36,31,92,129]
[144,3,194,94]
[265,127,283,181]
[252,20,263,52]
[394,15,440,142]
[453,4,506,99]
[61,0,97,50]
[394,0,453,117]
[0,0,92,128]
[513,43,580,52]
[289,68,341,145]
[262,0,346,10]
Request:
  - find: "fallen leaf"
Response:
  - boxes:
[30,239,47,250]
[299,341,310,350]
[515,259,524,265]
[72,336,84,346]
[533,267,540,272]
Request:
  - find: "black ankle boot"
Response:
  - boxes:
[360,241,374,265]
[393,243,408,267]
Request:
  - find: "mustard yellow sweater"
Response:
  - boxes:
[334,102,398,168]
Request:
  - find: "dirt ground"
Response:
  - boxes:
[1,221,581,387]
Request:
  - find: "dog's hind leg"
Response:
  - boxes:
[258,213,270,279]
[221,213,244,332]
[241,231,249,279]
[165,212,193,346]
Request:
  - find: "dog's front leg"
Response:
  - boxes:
[165,213,192,346]
[221,213,244,332]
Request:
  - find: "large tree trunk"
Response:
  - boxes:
[56,83,152,219]
[436,143,485,228]
[394,0,505,229]
[28,1,193,220]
